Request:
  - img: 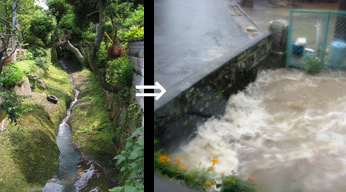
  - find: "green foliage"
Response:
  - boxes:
[26,47,49,71]
[154,153,216,191]
[34,57,48,71]
[27,46,46,59]
[58,12,83,41]
[65,0,98,28]
[107,58,134,88]
[0,64,24,88]
[106,0,134,30]
[302,55,324,74]
[96,42,108,66]
[29,16,54,45]
[123,4,144,28]
[118,25,144,40]
[47,0,70,23]
[216,171,256,192]
[81,31,96,42]
[111,126,144,192]
[154,148,257,192]
[0,92,30,124]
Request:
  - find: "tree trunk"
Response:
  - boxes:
[12,0,17,62]
[63,0,126,93]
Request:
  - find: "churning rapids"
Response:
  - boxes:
[171,68,346,192]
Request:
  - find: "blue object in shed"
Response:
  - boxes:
[292,41,305,57]
[329,40,346,66]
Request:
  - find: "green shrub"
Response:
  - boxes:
[216,171,256,192]
[29,16,54,45]
[111,126,144,192]
[35,56,48,71]
[0,64,24,88]
[0,91,30,124]
[107,58,134,87]
[302,55,324,74]
[28,46,46,59]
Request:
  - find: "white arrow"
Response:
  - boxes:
[136,82,166,100]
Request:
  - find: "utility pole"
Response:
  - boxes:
[12,0,17,62]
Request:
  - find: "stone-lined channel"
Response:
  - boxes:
[43,61,81,191]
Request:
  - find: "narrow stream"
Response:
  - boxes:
[43,61,81,192]
[43,61,112,192]
[171,68,346,192]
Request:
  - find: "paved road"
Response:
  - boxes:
[154,0,249,108]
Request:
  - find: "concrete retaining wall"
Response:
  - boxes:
[154,32,284,152]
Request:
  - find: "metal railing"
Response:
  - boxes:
[286,9,346,68]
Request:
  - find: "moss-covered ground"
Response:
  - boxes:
[69,68,142,170]
[68,68,142,188]
[0,56,73,191]
[69,69,116,166]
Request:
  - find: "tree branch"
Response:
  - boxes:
[65,40,84,63]
[87,10,99,17]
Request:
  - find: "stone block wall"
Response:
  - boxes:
[128,37,144,113]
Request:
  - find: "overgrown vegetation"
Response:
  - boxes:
[302,54,324,74]
[0,92,29,124]
[107,57,134,87]
[0,55,73,192]
[111,126,144,192]
[0,0,144,190]
[0,64,24,88]
[154,145,256,192]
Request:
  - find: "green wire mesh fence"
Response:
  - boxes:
[286,10,346,68]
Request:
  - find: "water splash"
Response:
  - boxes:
[171,68,346,192]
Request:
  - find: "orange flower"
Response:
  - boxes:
[227,178,233,183]
[188,174,193,179]
[174,162,179,166]
[159,156,170,164]
[220,172,225,176]
[207,166,215,171]
[247,176,256,182]
[205,181,211,186]
[158,152,162,157]
[176,171,180,174]
[174,157,181,163]
[180,167,186,171]
[211,158,218,163]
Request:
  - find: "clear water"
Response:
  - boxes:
[43,61,81,192]
[171,68,346,192]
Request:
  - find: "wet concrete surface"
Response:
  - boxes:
[154,0,249,109]
[154,174,201,192]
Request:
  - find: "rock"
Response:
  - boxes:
[42,178,64,192]
[74,160,111,192]
[37,79,47,89]
[14,77,32,96]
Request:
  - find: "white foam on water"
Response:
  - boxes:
[170,68,346,192]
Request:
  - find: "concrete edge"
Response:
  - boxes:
[154,32,271,112]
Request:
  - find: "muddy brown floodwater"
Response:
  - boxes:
[171,68,346,192]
